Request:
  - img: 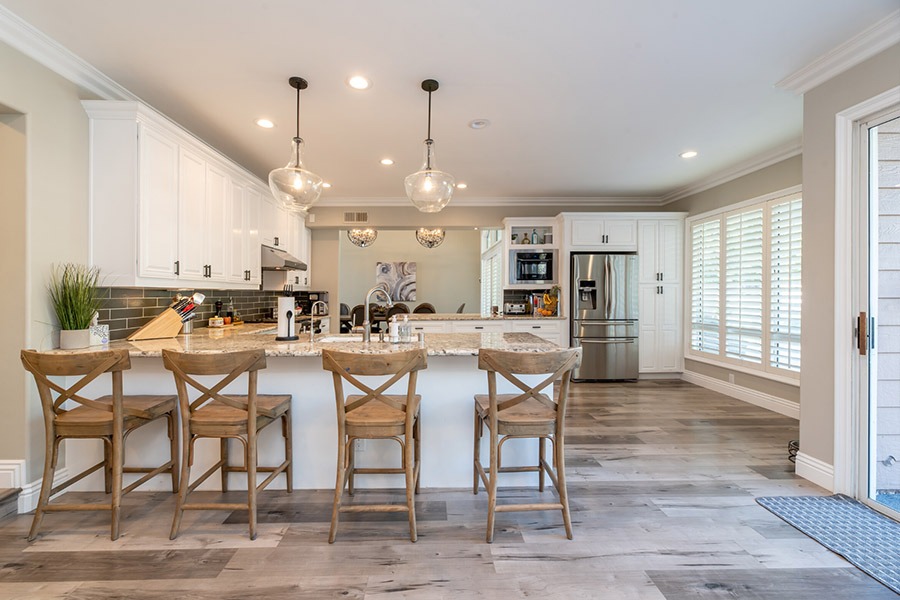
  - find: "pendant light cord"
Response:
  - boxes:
[426,90,432,142]
[295,86,301,141]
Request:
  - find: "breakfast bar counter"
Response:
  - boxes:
[61,325,558,492]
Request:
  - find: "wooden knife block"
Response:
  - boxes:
[126,308,184,341]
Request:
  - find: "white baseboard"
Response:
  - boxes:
[0,459,71,514]
[795,451,835,492]
[681,371,800,419]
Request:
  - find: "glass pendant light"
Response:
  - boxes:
[268,76,323,214]
[405,79,456,213]
[415,227,445,248]
[347,228,377,248]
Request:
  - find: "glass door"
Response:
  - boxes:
[859,110,900,519]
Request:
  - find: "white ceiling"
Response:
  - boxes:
[2,1,898,206]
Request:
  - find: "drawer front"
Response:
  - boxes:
[451,321,507,333]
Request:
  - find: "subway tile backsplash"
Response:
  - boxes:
[97,287,282,340]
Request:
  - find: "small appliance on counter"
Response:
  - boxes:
[275,288,299,341]
[503,302,528,315]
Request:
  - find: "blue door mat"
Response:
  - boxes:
[757,494,900,595]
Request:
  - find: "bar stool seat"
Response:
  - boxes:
[55,395,176,432]
[345,394,421,436]
[474,394,556,432]
[189,394,291,430]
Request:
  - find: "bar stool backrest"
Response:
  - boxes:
[162,349,269,419]
[477,348,582,418]
[21,349,132,420]
[321,349,427,420]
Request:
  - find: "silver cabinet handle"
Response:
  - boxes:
[174,260,180,276]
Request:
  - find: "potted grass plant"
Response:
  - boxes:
[48,263,102,349]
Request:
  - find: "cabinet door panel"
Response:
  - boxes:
[177,148,207,279]
[570,220,605,246]
[658,220,682,284]
[245,188,261,284]
[137,125,179,279]
[604,219,637,247]
[639,326,659,372]
[205,163,229,281]
[638,220,659,283]
[228,180,246,283]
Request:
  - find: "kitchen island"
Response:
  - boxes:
[60,324,559,492]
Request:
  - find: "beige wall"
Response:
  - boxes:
[337,229,481,314]
[800,42,900,470]
[665,155,802,216]
[664,155,803,405]
[0,41,91,481]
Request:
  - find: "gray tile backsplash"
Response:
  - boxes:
[97,287,281,340]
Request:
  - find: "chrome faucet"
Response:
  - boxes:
[309,300,328,344]
[363,284,393,343]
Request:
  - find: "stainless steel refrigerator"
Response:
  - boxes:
[570,253,639,381]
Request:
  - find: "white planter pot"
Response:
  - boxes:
[59,328,91,350]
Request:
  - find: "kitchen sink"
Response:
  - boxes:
[316,335,364,343]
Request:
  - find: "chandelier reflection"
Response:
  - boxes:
[415,227,445,249]
[347,228,377,248]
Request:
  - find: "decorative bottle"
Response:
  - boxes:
[531,229,538,244]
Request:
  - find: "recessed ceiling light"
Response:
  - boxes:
[380,158,394,166]
[456,182,468,189]
[680,150,698,159]
[468,119,490,129]
[322,182,332,189]
[256,118,274,129]
[348,75,371,90]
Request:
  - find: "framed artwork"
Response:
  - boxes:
[376,261,416,301]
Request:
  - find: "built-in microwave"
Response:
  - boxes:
[509,249,557,285]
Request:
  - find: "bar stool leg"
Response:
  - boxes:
[170,434,192,540]
[473,408,482,494]
[282,412,293,492]
[28,429,58,541]
[247,433,258,541]
[220,438,230,492]
[110,427,124,541]
[167,412,179,493]
[102,438,112,494]
[555,432,573,540]
[347,438,356,496]
[486,427,499,543]
[538,437,546,492]
[329,432,347,543]
[413,415,421,495]
[404,436,417,542]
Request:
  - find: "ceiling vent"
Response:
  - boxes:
[343,211,369,224]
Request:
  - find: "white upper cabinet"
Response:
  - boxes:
[83,100,266,289]
[569,217,637,250]
[136,123,179,280]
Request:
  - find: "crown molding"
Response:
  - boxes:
[319,195,663,208]
[0,4,136,101]
[776,10,900,95]
[660,141,802,205]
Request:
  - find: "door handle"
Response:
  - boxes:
[858,311,867,356]
[578,338,636,344]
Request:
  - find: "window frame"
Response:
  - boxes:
[684,185,802,384]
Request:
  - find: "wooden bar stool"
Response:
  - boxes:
[162,349,292,540]
[20,349,179,541]
[321,348,427,543]
[473,347,581,542]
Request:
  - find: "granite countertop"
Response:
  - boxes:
[52,323,559,358]
[405,313,565,321]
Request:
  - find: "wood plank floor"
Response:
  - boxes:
[1,380,896,599]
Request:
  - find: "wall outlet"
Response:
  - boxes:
[728,373,735,384]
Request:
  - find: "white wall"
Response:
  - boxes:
[338,229,481,314]
[0,40,91,482]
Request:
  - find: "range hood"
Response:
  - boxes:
[261,245,307,271]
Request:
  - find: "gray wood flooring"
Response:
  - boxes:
[1,380,896,599]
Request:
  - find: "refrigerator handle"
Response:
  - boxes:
[604,256,611,319]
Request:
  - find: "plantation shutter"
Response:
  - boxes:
[769,197,802,371]
[691,219,721,354]
[724,208,764,363]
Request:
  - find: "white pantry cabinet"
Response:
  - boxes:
[636,216,684,373]
[83,100,266,289]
